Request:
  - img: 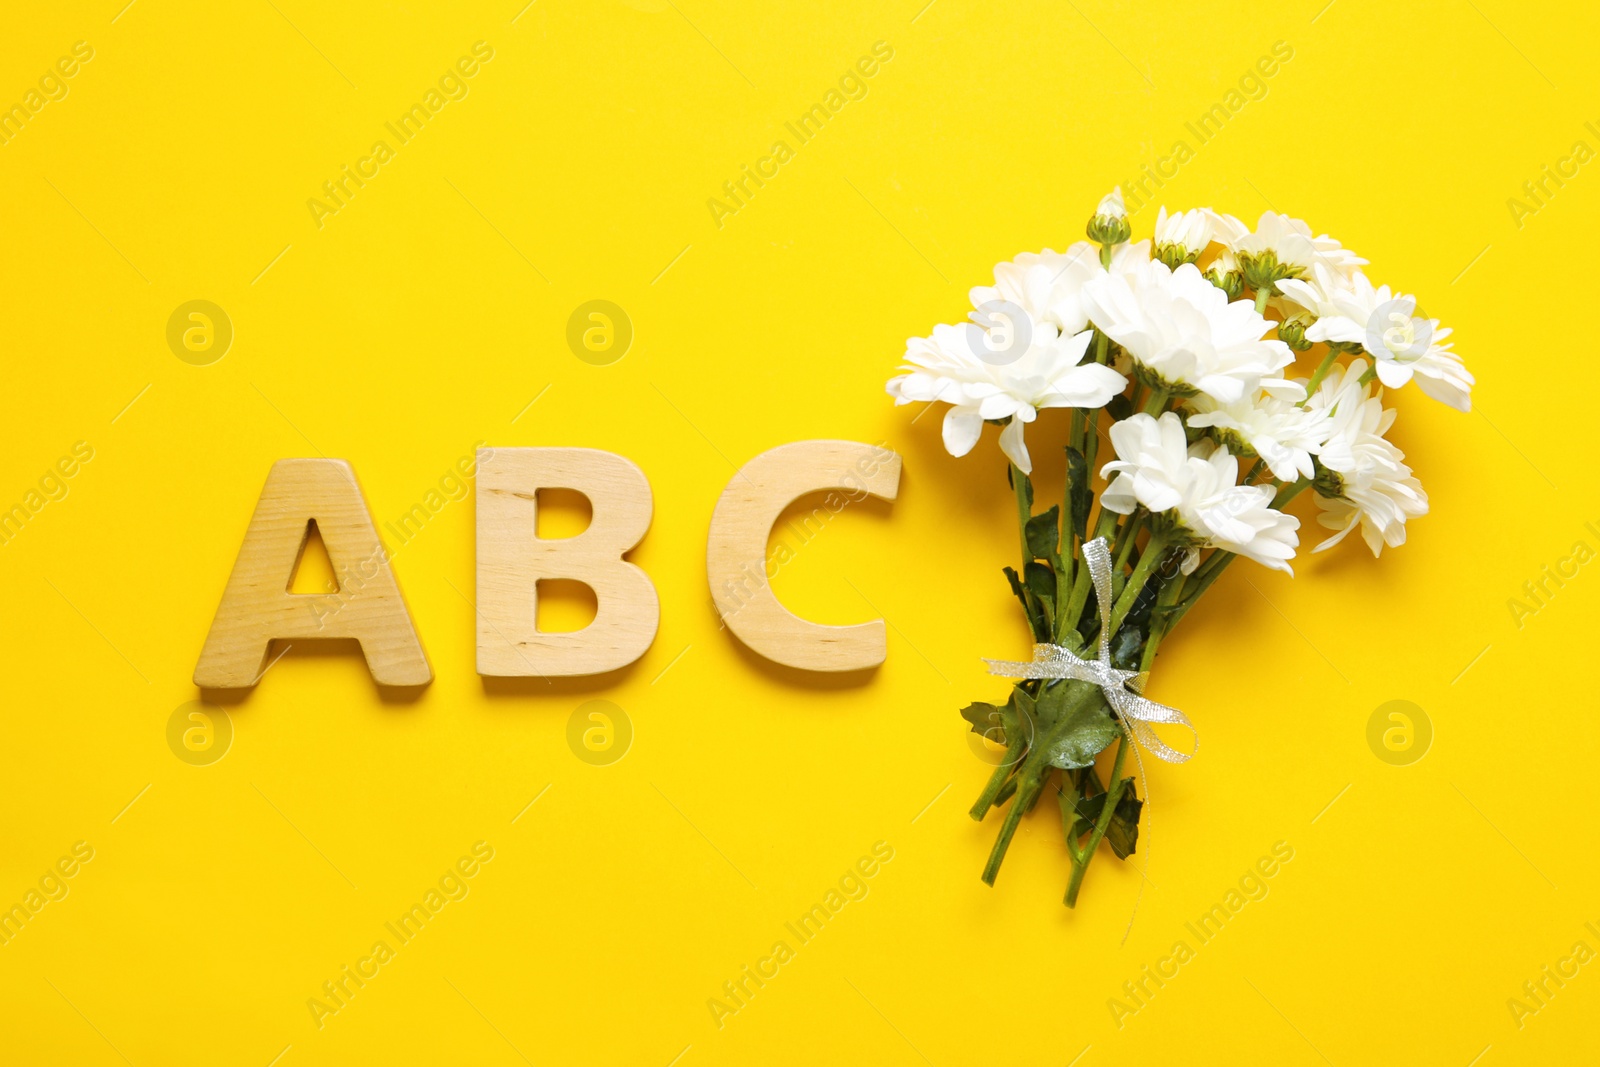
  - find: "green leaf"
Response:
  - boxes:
[1077,764,1104,803]
[1109,622,1144,672]
[1004,564,1051,642]
[1024,562,1056,600]
[1025,505,1060,562]
[1064,447,1090,542]
[1036,703,1113,771]
[1002,565,1033,623]
[960,701,1003,739]
[1033,685,1120,770]
[960,689,1036,755]
[1057,779,1085,858]
[1010,686,1037,735]
[1074,778,1142,858]
[1108,791,1142,858]
[1024,561,1055,636]
[1028,680,1070,730]
[1007,465,1034,510]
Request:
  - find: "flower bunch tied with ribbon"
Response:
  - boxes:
[887,189,1472,907]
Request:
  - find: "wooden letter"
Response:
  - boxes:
[194,459,430,688]
[476,448,659,676]
[707,441,900,671]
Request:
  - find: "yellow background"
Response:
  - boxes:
[0,0,1594,1062]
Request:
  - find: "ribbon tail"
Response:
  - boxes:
[985,659,1109,687]
[982,657,1057,679]
[1106,690,1198,764]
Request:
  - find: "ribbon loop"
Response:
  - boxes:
[983,536,1197,764]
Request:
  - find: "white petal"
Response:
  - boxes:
[1101,473,1138,515]
[1373,358,1411,389]
[1307,316,1364,344]
[998,416,1032,474]
[942,409,983,458]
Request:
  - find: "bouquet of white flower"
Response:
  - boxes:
[888,189,1471,907]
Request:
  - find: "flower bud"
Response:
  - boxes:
[1155,242,1196,269]
[1131,360,1198,397]
[1278,317,1314,352]
[1204,266,1244,301]
[1209,426,1255,459]
[1086,187,1132,246]
[1239,250,1299,295]
[1312,460,1345,498]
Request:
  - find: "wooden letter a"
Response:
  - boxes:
[194,459,430,688]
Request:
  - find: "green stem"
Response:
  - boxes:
[1300,347,1340,403]
[1062,557,1095,643]
[1253,288,1271,314]
[1058,771,1088,863]
[1272,477,1311,510]
[1110,534,1169,635]
[1093,500,1120,540]
[1140,570,1183,674]
[1063,411,1085,571]
[1064,504,1119,636]
[1084,415,1101,509]
[1058,413,1087,639]
[979,767,1043,883]
[1187,548,1230,591]
[1064,499,1126,638]
[1082,329,1110,496]
[1243,458,1266,484]
[1110,510,1145,575]
[980,683,1102,884]
[969,749,1021,821]
[1083,415,1101,494]
[1065,735,1130,907]
[1011,462,1032,573]
[1142,387,1170,416]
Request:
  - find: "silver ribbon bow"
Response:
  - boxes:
[983,536,1197,763]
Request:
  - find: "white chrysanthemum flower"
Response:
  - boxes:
[1300,273,1473,411]
[1231,211,1367,282]
[1082,259,1295,404]
[968,240,1149,337]
[1100,412,1300,574]
[1185,384,1329,481]
[1306,359,1428,556]
[887,321,1127,474]
[1154,207,1248,261]
[1273,261,1352,320]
